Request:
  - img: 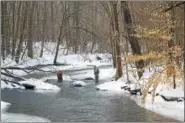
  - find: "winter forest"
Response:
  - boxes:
[1,1,184,122]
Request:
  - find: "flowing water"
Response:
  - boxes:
[1,66,178,122]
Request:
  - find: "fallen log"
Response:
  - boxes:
[121,86,130,91]
[83,77,94,80]
[130,89,142,95]
[2,78,36,90]
[157,94,184,102]
[1,78,22,86]
[121,86,127,89]
[120,85,141,95]
[1,71,25,81]
[2,63,68,70]
[1,63,70,75]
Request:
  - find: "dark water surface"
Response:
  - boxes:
[1,67,178,122]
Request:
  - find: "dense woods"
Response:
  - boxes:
[1,1,184,81]
[1,2,184,122]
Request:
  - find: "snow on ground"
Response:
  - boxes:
[1,78,61,92]
[1,81,25,90]
[41,74,72,82]
[96,69,139,92]
[99,68,116,80]
[1,42,112,68]
[96,67,184,122]
[2,113,51,122]
[19,79,60,91]
[1,101,51,122]
[72,81,86,87]
[1,57,17,67]
[131,95,184,122]
[96,81,124,91]
[156,85,184,97]
[1,101,11,113]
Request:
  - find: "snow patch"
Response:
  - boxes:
[99,68,116,80]
[1,113,51,122]
[19,79,60,91]
[1,81,25,89]
[72,81,86,87]
[132,95,184,122]
[1,101,11,112]
[156,85,184,97]
[96,81,124,91]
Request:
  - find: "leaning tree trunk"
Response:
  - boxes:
[53,2,68,64]
[121,1,144,79]
[111,1,122,80]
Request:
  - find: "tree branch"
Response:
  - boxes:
[163,2,185,12]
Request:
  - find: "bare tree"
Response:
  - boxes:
[73,1,80,53]
[11,2,16,59]
[40,2,47,57]
[110,1,122,80]
[15,2,28,63]
[27,1,35,58]
[54,2,69,64]
[121,1,144,79]
[166,1,176,89]
[1,1,7,60]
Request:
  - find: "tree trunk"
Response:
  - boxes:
[167,2,176,89]
[11,2,16,59]
[53,2,68,64]
[121,1,144,79]
[51,1,55,42]
[1,1,6,60]
[109,20,116,68]
[111,1,122,80]
[4,2,11,56]
[73,2,80,53]
[12,2,22,60]
[15,2,28,63]
[40,2,47,57]
[27,2,35,58]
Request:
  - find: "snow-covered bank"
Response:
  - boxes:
[1,42,113,93]
[96,68,184,122]
[1,101,11,112]
[2,113,51,122]
[1,81,25,90]
[1,101,51,122]
[19,79,61,91]
[96,81,123,91]
[131,95,184,122]
[1,78,61,92]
